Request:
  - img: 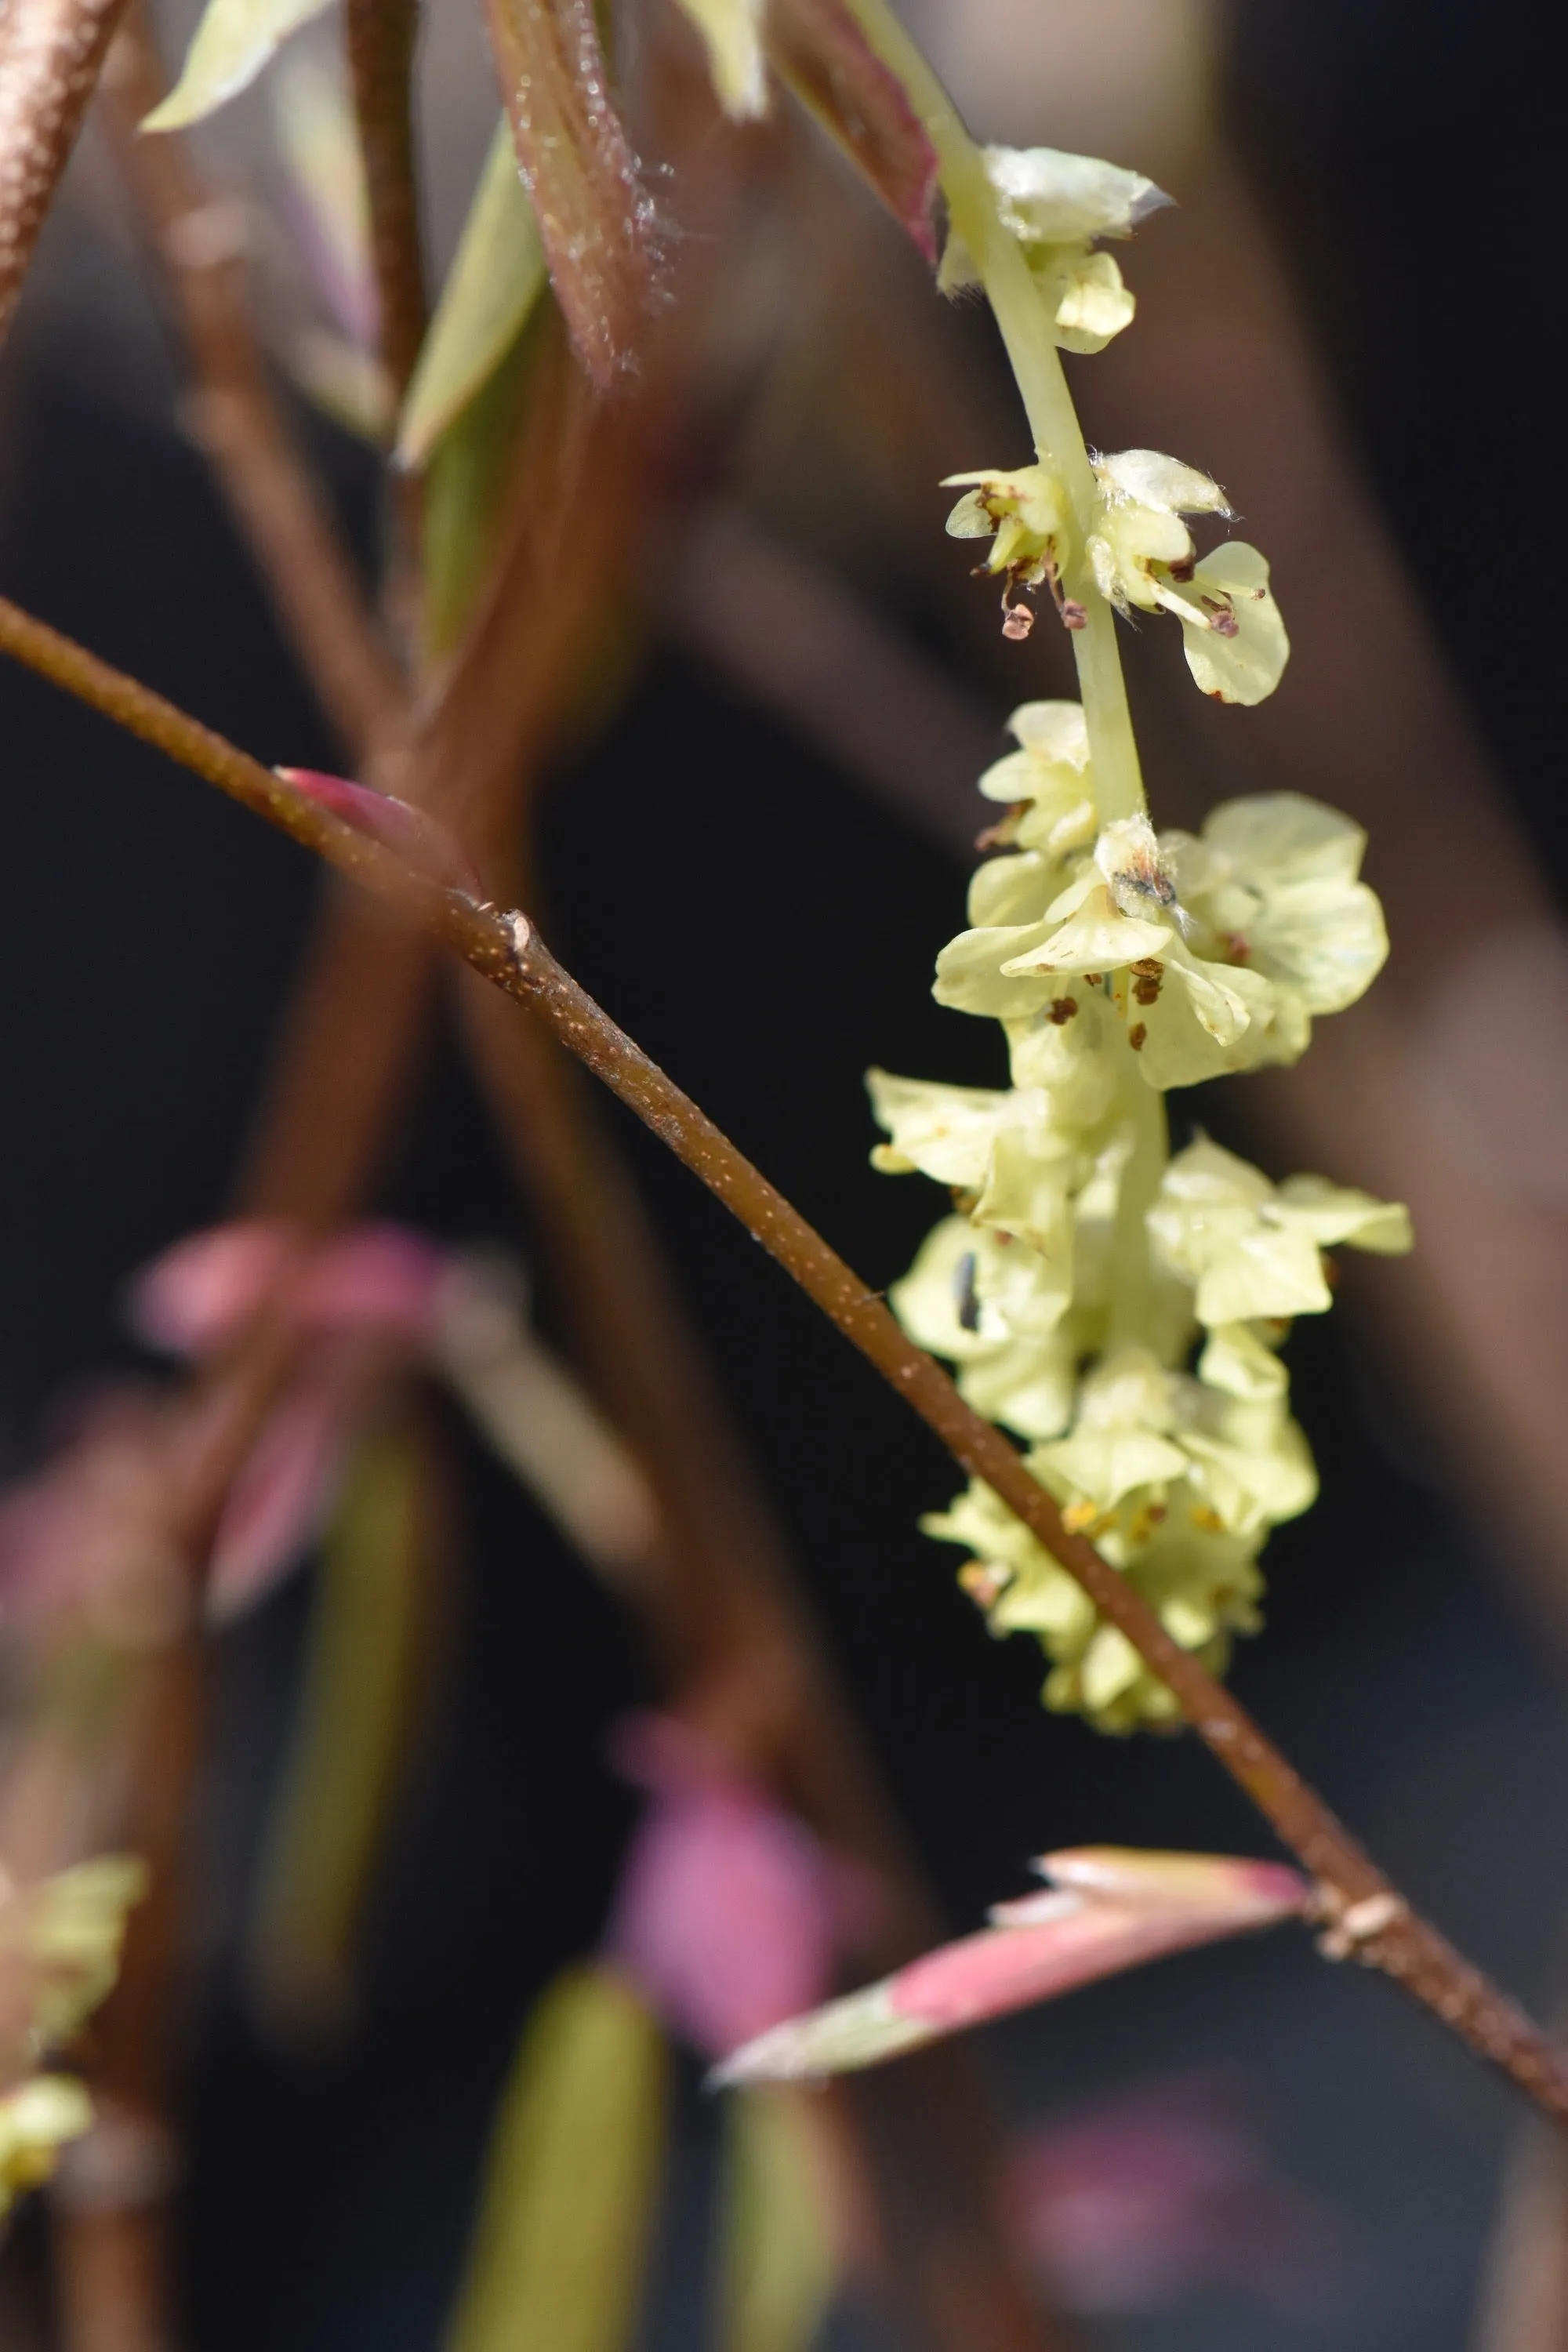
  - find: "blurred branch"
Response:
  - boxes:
[342,0,425,400]
[1475,2119,1568,2352]
[3,590,1567,2134]
[101,15,405,761]
[0,0,131,345]
[342,0,425,649]
[666,506,996,857]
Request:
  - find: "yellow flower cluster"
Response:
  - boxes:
[946,453,1290,691]
[0,1854,148,2215]
[870,706,1410,1729]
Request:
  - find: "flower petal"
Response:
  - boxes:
[982,145,1171,244]
[1178,543,1290,706]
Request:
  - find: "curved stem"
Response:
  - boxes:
[3,588,1566,2125]
[837,0,1145,820]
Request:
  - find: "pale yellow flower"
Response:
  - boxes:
[1149,1136,1411,1327]
[1085,452,1288,705]
[943,464,1076,635]
[941,147,1169,355]
[1165,792,1388,1048]
[0,2075,93,2217]
[0,1854,149,2066]
[891,1215,1080,1439]
[922,1341,1299,1731]
[975,702,1097,858]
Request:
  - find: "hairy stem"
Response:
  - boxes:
[0,0,132,346]
[2,589,1565,2123]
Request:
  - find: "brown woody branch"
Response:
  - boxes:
[101,18,405,760]
[0,0,131,344]
[2,587,1566,2128]
[343,0,426,401]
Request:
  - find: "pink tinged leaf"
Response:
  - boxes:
[765,0,938,263]
[482,0,658,388]
[207,1370,354,1620]
[1012,1846,1310,1922]
[274,770,481,895]
[128,1221,303,1358]
[606,1713,838,2058]
[713,1849,1308,2085]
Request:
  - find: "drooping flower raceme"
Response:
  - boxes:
[871,691,1409,1730]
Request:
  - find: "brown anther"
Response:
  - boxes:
[1127,1022,1147,1051]
[1047,996,1078,1025]
[1167,557,1196,583]
[1001,602,1035,641]
[1221,931,1250,961]
[1129,958,1163,978]
[1133,975,1162,1006]
[1060,599,1087,630]
[1082,973,1103,988]
[975,805,1026,852]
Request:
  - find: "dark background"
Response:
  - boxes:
[2,1,1564,2344]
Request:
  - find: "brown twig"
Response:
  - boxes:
[100,17,405,760]
[0,0,131,344]
[342,0,426,401]
[340,0,425,652]
[2,590,1566,2126]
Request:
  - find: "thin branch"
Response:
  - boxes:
[341,0,425,651]
[3,590,1566,2126]
[0,0,131,344]
[100,16,405,760]
[343,0,426,401]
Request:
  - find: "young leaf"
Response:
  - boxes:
[765,0,938,263]
[142,0,334,131]
[713,1848,1308,2083]
[717,2089,839,2352]
[274,768,482,892]
[672,0,768,122]
[443,1967,669,2352]
[482,0,657,387]
[397,119,547,470]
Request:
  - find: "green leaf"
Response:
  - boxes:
[717,2089,839,2352]
[444,1968,669,2352]
[397,119,546,470]
[419,309,540,662]
[142,0,335,131]
[246,1427,433,2038]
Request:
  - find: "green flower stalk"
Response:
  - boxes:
[837,1,1411,1728]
